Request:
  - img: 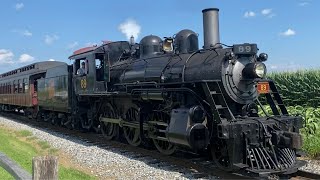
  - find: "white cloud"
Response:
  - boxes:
[67,42,79,49]
[22,30,32,37]
[244,11,256,18]
[261,9,272,15]
[19,54,35,63]
[118,19,141,40]
[44,34,59,45]
[15,3,24,10]
[299,2,310,6]
[0,49,15,64]
[47,58,64,62]
[270,65,278,69]
[268,62,305,72]
[280,28,296,36]
[85,42,98,47]
[0,50,37,66]
[261,9,276,18]
[298,0,312,6]
[267,14,276,18]
[13,29,32,37]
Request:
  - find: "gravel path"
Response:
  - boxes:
[0,116,216,180]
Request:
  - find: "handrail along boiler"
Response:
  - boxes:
[0,7,306,177]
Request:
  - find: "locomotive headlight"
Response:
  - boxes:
[255,63,267,78]
[242,62,267,79]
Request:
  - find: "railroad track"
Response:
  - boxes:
[1,112,319,180]
[0,112,248,179]
[290,170,320,179]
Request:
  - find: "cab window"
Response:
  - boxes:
[74,59,88,76]
[95,54,104,81]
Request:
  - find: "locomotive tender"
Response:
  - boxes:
[0,8,306,177]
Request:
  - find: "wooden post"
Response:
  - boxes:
[32,156,58,180]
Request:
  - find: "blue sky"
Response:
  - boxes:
[0,0,319,73]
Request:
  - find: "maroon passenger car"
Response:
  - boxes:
[0,61,66,117]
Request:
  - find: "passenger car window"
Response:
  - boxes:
[24,78,29,93]
[18,79,23,93]
[13,80,18,93]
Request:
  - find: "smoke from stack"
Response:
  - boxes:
[118,19,141,41]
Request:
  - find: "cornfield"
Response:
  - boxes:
[259,105,320,136]
[258,69,320,157]
[266,69,320,107]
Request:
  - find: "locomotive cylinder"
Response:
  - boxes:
[167,108,209,150]
[202,8,220,48]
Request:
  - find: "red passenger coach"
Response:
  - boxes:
[0,61,67,116]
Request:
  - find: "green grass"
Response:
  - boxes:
[59,167,94,180]
[0,127,95,180]
[302,134,320,158]
[26,136,37,141]
[37,141,50,150]
[0,167,14,180]
[0,128,38,173]
[15,130,33,137]
[48,148,59,154]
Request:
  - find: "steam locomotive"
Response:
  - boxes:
[0,8,306,177]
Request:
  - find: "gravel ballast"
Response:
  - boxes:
[0,116,215,179]
[1,115,319,179]
[299,159,320,174]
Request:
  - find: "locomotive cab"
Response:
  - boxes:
[69,47,98,94]
[69,41,131,94]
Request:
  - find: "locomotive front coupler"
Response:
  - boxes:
[268,125,303,150]
[216,117,305,177]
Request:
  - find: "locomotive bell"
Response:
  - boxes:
[163,37,174,52]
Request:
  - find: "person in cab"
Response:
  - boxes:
[77,62,86,76]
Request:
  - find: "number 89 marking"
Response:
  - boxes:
[238,46,251,53]
[80,79,87,89]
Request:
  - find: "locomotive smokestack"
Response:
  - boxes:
[202,8,220,49]
[130,35,135,45]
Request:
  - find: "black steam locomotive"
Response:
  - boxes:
[0,8,306,177]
